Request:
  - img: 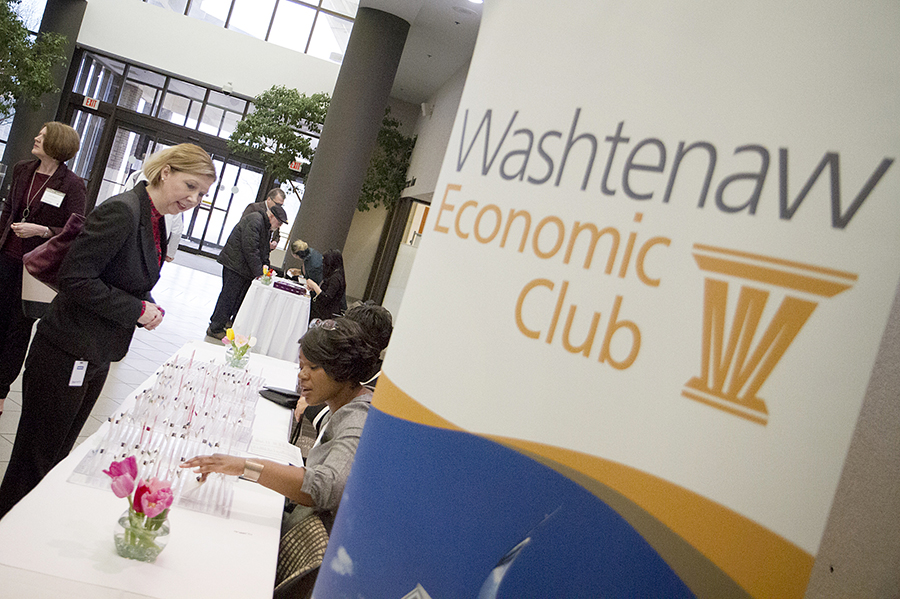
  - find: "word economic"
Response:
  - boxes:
[434,185,661,371]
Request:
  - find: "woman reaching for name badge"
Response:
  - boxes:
[0,144,217,520]
[0,122,85,419]
[182,318,379,532]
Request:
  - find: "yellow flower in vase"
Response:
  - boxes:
[222,329,256,368]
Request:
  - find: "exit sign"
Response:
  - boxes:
[289,161,303,172]
[82,97,100,110]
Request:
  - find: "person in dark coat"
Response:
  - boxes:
[206,203,289,339]
[242,188,285,253]
[307,249,347,322]
[0,143,216,519]
[0,122,85,417]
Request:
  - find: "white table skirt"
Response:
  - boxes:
[0,341,299,599]
[233,279,311,362]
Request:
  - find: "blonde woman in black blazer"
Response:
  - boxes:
[0,144,216,519]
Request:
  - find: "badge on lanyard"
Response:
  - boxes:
[69,360,88,387]
[41,188,65,208]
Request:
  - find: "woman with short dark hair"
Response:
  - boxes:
[182,317,379,531]
[0,122,86,417]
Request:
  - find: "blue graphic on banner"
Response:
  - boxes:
[315,409,694,598]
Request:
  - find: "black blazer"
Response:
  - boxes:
[36,183,166,363]
[0,159,86,253]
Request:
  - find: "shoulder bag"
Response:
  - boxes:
[22,212,86,291]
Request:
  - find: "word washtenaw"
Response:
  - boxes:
[456,108,894,230]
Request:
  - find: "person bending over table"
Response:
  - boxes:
[243,188,285,253]
[182,317,379,532]
[288,239,323,285]
[206,203,289,340]
[306,249,347,322]
[0,144,216,519]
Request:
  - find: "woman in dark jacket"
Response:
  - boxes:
[0,143,216,519]
[0,122,85,417]
[307,249,347,321]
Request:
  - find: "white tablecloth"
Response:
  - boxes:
[233,279,310,361]
[0,341,299,599]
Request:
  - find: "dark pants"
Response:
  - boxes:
[0,333,110,519]
[209,266,252,333]
[0,254,36,399]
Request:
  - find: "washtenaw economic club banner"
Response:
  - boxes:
[315,2,899,597]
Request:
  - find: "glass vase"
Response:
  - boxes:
[260,275,273,286]
[114,508,170,563]
[225,346,250,369]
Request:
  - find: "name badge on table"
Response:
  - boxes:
[69,360,88,387]
[41,188,65,207]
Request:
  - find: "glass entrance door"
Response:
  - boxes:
[182,158,264,254]
[95,123,174,205]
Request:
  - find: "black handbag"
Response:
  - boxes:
[22,212,86,291]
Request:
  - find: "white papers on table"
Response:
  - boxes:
[248,437,304,466]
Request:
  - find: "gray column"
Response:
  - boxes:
[286,8,409,263]
[0,0,86,187]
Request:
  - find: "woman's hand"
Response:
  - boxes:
[306,279,321,295]
[293,395,309,423]
[10,222,49,239]
[138,302,164,330]
[180,453,245,482]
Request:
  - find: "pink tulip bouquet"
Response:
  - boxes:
[104,456,173,561]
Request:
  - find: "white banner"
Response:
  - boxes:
[318,2,900,597]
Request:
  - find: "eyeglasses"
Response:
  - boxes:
[309,318,337,330]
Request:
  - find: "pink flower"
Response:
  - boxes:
[221,337,231,346]
[103,456,137,498]
[135,477,174,518]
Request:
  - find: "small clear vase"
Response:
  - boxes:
[225,346,250,369]
[260,275,273,286]
[114,508,170,563]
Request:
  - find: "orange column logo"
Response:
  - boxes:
[683,244,857,425]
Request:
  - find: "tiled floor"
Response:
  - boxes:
[0,258,224,483]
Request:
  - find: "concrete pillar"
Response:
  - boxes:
[0,0,87,194]
[286,8,409,263]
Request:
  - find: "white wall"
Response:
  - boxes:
[342,97,419,301]
[343,203,387,300]
[378,63,468,318]
[80,0,340,98]
[403,60,470,202]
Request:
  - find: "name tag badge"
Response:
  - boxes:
[41,188,65,207]
[69,360,88,387]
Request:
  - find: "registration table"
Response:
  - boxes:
[0,340,299,599]
[233,279,311,361]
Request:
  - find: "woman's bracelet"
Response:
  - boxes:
[240,459,264,482]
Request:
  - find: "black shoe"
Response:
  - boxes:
[206,326,226,340]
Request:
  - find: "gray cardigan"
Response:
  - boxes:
[301,390,373,527]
